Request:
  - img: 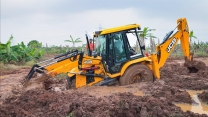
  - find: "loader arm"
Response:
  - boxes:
[151,18,193,79]
[23,50,82,86]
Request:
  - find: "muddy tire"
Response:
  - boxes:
[119,64,153,85]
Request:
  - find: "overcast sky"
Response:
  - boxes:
[1,0,208,47]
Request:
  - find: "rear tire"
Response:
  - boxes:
[119,64,153,85]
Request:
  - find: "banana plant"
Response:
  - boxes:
[189,30,197,52]
[16,42,34,61]
[65,35,82,49]
[139,27,156,45]
[189,30,197,44]
[0,35,19,63]
[0,35,44,64]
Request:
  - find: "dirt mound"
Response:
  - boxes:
[197,66,208,77]
[160,62,208,90]
[198,91,208,103]
[44,78,67,91]
[141,81,192,104]
[160,63,190,76]
[0,89,207,117]
[184,60,207,72]
[0,68,45,105]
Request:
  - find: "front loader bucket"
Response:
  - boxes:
[25,64,44,81]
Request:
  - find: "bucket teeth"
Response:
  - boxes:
[21,79,31,87]
[21,73,50,87]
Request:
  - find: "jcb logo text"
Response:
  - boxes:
[167,38,176,53]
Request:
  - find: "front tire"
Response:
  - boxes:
[119,64,153,85]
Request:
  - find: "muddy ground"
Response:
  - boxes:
[0,58,208,117]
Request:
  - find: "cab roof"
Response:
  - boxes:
[95,24,141,36]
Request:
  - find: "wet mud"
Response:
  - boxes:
[0,59,208,117]
[0,90,207,117]
[198,91,208,103]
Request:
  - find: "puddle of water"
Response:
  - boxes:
[0,75,10,80]
[186,90,204,96]
[112,88,144,96]
[133,91,144,96]
[174,90,208,115]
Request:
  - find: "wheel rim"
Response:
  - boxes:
[132,73,142,83]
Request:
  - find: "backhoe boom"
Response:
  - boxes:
[151,18,193,79]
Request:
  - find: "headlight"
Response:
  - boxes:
[84,60,93,64]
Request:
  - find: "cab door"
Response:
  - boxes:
[106,32,128,73]
[106,29,144,74]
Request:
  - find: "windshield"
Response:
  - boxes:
[95,35,107,56]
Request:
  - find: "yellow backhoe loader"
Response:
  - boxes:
[23,18,197,88]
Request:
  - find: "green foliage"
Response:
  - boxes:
[0,35,18,63]
[170,41,208,58]
[139,27,156,40]
[27,40,43,59]
[27,40,42,48]
[189,30,197,40]
[195,50,207,57]
[44,45,83,55]
[139,27,149,39]
[44,46,68,54]
[65,35,82,48]
[0,35,44,64]
[66,113,73,117]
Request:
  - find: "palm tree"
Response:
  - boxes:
[65,35,82,49]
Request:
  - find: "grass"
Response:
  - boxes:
[0,61,34,71]
[54,73,68,79]
[66,112,73,117]
[25,60,36,66]
[194,51,207,57]
[170,50,208,58]
[0,62,21,70]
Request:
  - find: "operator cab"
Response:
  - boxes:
[93,24,144,74]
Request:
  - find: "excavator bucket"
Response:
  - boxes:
[22,64,48,87]
[183,51,206,73]
[184,59,206,73]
